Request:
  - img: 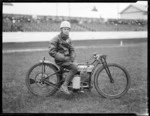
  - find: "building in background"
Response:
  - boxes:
[119,4,147,20]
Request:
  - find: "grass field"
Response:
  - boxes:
[2,39,147,114]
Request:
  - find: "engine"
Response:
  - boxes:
[62,64,94,81]
[62,64,94,89]
[77,64,94,81]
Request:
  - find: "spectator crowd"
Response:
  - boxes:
[3,13,147,32]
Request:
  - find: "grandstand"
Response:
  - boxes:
[3,13,147,32]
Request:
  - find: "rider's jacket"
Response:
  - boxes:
[49,32,75,65]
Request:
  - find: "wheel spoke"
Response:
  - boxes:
[26,63,60,97]
[44,71,59,80]
[95,64,130,99]
[44,80,58,89]
[101,67,126,95]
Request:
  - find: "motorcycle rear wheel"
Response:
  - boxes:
[26,62,60,97]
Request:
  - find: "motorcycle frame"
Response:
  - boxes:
[40,54,113,90]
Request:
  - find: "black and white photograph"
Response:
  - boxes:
[2,1,148,114]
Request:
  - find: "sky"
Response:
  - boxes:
[3,1,148,19]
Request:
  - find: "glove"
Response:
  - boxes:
[55,52,75,62]
[55,52,65,61]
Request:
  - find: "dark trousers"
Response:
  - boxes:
[56,61,78,84]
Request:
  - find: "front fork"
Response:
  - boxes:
[100,56,114,83]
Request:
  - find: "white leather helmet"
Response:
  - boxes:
[60,21,71,29]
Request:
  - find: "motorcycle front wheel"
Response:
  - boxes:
[94,63,131,99]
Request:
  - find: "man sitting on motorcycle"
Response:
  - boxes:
[49,21,78,95]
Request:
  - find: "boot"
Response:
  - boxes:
[60,82,71,95]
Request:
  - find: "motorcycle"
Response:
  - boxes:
[26,53,131,99]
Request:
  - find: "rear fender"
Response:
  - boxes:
[39,60,62,88]
[39,60,59,71]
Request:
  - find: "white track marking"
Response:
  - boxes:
[2,44,144,54]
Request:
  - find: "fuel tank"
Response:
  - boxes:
[77,64,94,72]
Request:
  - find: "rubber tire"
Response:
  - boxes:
[26,62,60,97]
[94,63,131,99]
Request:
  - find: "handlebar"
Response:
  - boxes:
[93,53,107,60]
[87,53,107,65]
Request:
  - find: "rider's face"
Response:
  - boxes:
[61,27,70,35]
